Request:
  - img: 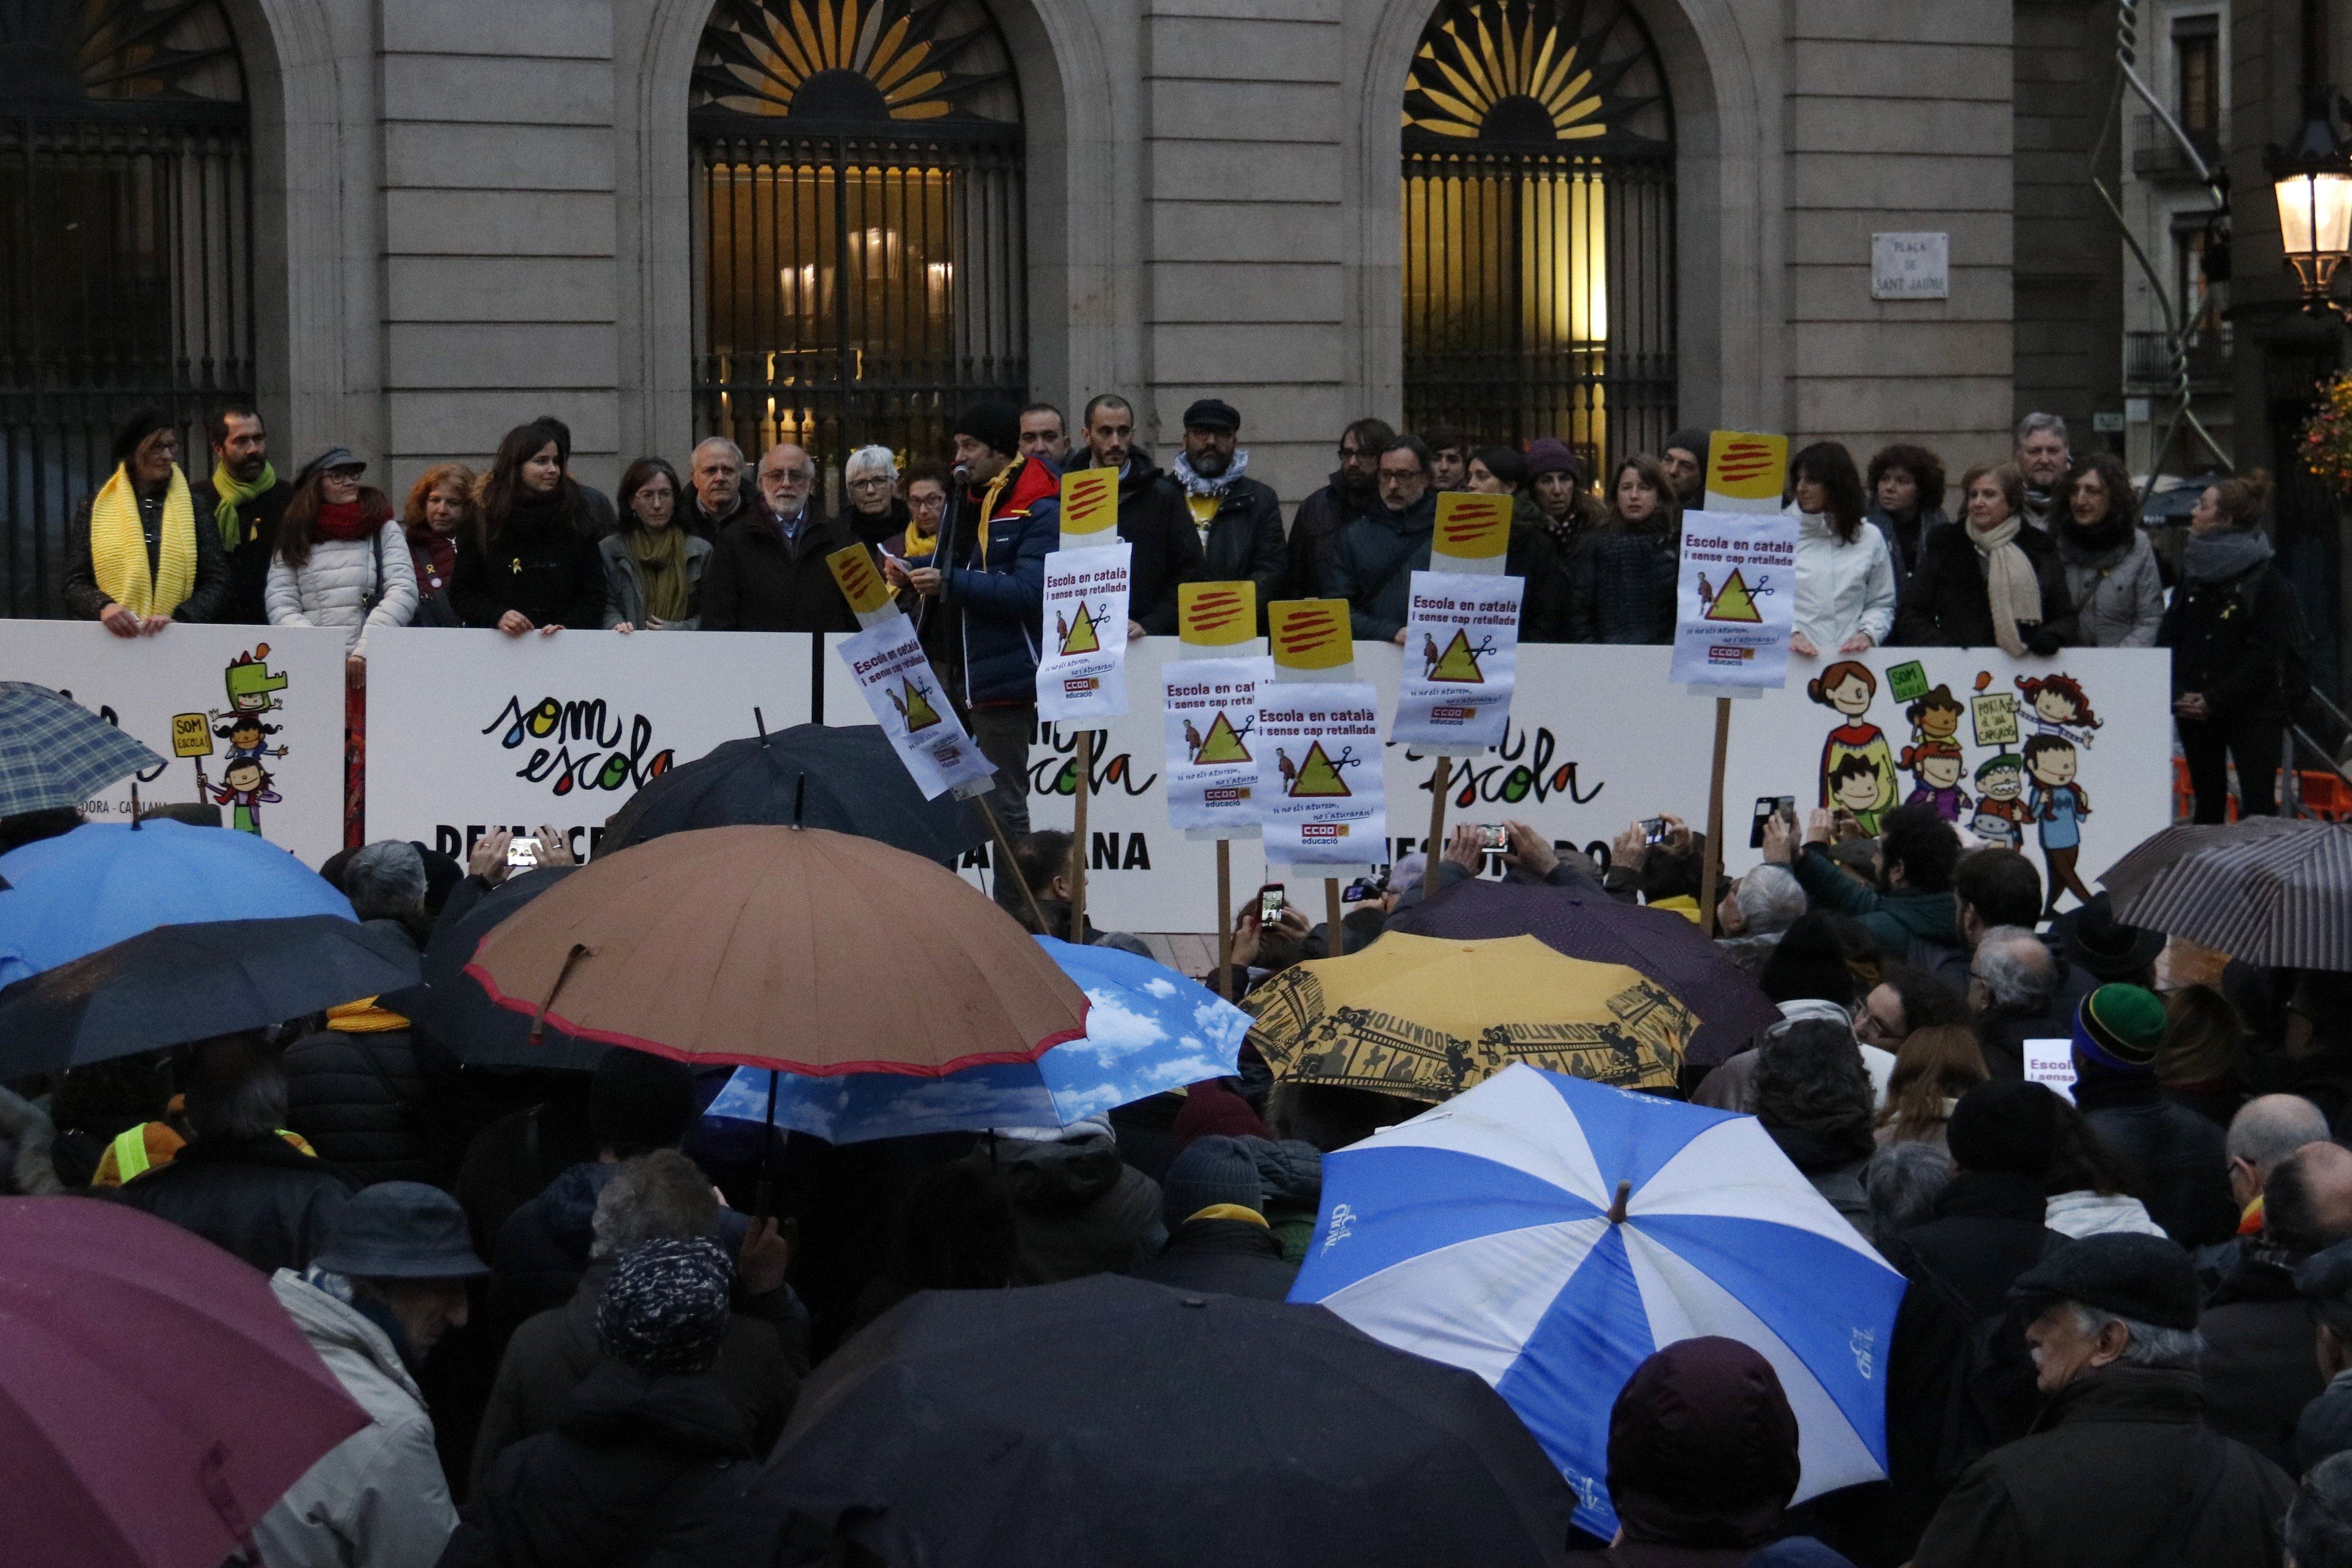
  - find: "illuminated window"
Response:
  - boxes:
[690,0,1024,493]
[1402,0,1673,475]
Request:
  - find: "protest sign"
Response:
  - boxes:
[838,617,997,801]
[2024,1038,2077,1102]
[825,542,897,629]
[1393,572,1524,752]
[1037,543,1132,721]
[1669,509,1799,689]
[1162,657,1272,834]
[1267,600,1354,677]
[1431,492,1512,575]
[1058,465,1118,546]
[364,627,812,862]
[1702,431,1789,513]
[1178,581,1257,650]
[1257,682,1386,870]
[0,620,347,865]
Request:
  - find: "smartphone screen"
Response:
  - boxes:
[1257,883,1286,922]
[1478,824,1506,851]
[1642,816,1667,845]
[1749,797,1777,850]
[507,836,541,868]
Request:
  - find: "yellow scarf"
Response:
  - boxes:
[90,464,198,616]
[326,997,413,1033]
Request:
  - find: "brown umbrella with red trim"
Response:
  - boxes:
[462,824,1088,1074]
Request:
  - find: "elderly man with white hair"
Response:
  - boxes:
[1967,924,2067,1079]
[2013,411,2071,531]
[1714,863,1807,977]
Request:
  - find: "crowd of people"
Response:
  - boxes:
[58,399,2303,830]
[4,762,2351,1564]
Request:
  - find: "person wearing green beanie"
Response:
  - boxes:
[2069,983,2236,1246]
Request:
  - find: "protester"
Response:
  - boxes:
[2162,469,2301,822]
[1752,1017,1877,1231]
[1875,1025,1989,1150]
[1865,442,1948,590]
[1966,925,2066,1079]
[601,457,712,632]
[1910,1232,2294,1567]
[1326,434,1440,644]
[282,841,433,1185]
[682,437,750,542]
[2203,1142,2352,1468]
[1773,803,1962,974]
[1423,426,1469,492]
[445,1239,762,1567]
[2159,983,2248,1127]
[1866,1139,1956,1240]
[991,827,1091,939]
[452,420,606,635]
[267,447,417,682]
[473,1150,801,1489]
[1170,398,1285,623]
[63,406,232,633]
[2040,1091,2168,1240]
[1075,393,1205,637]
[1856,963,1972,1057]
[532,415,617,536]
[2012,412,2073,531]
[1713,863,1807,976]
[1286,416,1391,600]
[1892,461,2074,655]
[112,1030,357,1273]
[256,1183,484,1568]
[976,1115,1162,1284]
[399,461,475,627]
[1018,401,1069,466]
[2288,1451,2352,1567]
[194,404,291,624]
[2054,451,2164,647]
[1525,436,1593,547]
[1658,428,1709,508]
[2297,1243,2352,1472]
[2049,890,2163,1038]
[1785,441,1896,662]
[1565,1337,1856,1567]
[1570,454,1679,644]
[1131,1134,1298,1300]
[698,442,864,633]
[841,443,910,551]
[2211,1093,2333,1279]
[884,399,1057,837]
[2067,984,2236,1246]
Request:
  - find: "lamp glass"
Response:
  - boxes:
[2277,168,2352,259]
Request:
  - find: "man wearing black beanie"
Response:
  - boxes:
[886,396,1061,838]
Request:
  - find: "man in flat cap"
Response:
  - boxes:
[1913,1232,2293,1568]
[1169,397,1284,628]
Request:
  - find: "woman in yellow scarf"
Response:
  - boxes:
[62,407,230,634]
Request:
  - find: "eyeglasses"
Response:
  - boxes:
[848,475,894,491]
[764,467,814,484]
[1377,467,1424,484]
[908,493,946,512]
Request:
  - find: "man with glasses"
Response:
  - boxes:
[698,442,868,633]
[1325,435,1445,646]
[1284,416,1392,602]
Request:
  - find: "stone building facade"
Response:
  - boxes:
[9,0,2035,613]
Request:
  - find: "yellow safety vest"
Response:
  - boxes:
[107,1123,315,1184]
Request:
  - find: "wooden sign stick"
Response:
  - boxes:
[1424,756,1453,899]
[1325,877,1344,957]
[1070,729,1093,940]
[1215,839,1234,1000]
[1698,696,1732,939]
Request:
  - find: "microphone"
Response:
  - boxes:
[951,462,972,484]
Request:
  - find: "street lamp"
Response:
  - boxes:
[2270,91,2352,315]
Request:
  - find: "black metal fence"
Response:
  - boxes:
[1403,149,1676,478]
[1,109,254,618]
[690,126,1027,500]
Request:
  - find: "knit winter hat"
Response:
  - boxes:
[590,1046,701,1157]
[2072,983,2169,1073]
[952,399,1023,460]
[1663,428,1711,465]
[1946,1079,2062,1178]
[1523,437,1581,482]
[596,1238,733,1376]
[1162,1133,1268,1228]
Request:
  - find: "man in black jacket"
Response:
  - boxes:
[1131,1135,1297,1301]
[1071,394,1204,638]
[190,404,291,625]
[680,437,752,543]
[2204,1142,2352,1469]
[2069,984,2235,1246]
[699,442,865,633]
[1284,416,1391,601]
[1169,398,1284,624]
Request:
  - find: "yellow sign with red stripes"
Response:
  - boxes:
[1267,599,1353,671]
[826,543,894,617]
[1058,466,1119,541]
[1179,581,1257,647]
[1703,431,1789,513]
[1433,492,1512,563]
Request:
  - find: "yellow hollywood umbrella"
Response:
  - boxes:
[1244,933,1696,1099]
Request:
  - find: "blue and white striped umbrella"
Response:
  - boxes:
[1289,1063,1905,1539]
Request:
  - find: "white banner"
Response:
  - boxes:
[1161,656,1272,834]
[1392,570,1523,751]
[838,618,997,799]
[1037,543,1131,721]
[1670,509,1799,688]
[0,620,348,864]
[364,627,813,863]
[1257,681,1386,869]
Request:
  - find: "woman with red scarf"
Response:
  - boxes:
[266,446,418,842]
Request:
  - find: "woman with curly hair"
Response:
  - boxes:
[400,461,477,627]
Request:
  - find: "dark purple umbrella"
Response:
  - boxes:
[1385,879,1781,1066]
[0,1197,369,1568]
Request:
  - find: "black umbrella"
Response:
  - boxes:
[378,865,604,1070]
[599,718,984,862]
[754,1274,1576,1568]
[0,916,420,1077]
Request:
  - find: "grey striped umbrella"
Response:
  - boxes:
[2107,820,2352,971]
[2099,817,2309,908]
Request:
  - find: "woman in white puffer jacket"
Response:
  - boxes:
[1786,440,1896,660]
[266,446,418,684]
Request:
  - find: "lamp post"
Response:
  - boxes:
[2269,91,2352,316]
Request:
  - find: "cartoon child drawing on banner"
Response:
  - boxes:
[1806,660,1896,832]
[1905,684,1966,748]
[1970,753,2029,849]
[2015,673,2103,750]
[212,646,288,722]
[1827,754,1887,825]
[211,755,282,837]
[2024,734,2093,916]
[215,712,287,764]
[1901,741,1971,822]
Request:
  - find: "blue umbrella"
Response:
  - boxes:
[708,935,1250,1144]
[0,821,351,987]
[1289,1063,1905,1541]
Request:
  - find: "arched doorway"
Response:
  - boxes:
[1,0,253,617]
[689,0,1025,494]
[1401,0,1673,476]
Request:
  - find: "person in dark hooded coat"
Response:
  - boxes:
[1565,1336,1856,1566]
[1132,1135,1298,1301]
[443,1239,765,1568]
[977,1116,1163,1284]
